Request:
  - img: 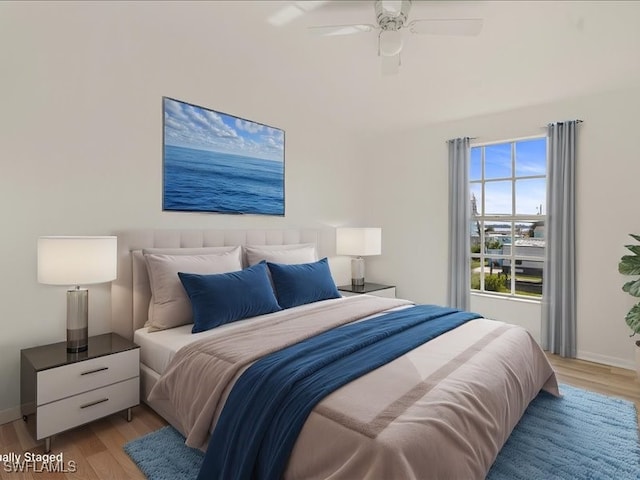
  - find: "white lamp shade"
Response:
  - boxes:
[336,228,382,256]
[38,236,117,286]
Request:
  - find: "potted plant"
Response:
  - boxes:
[618,234,640,377]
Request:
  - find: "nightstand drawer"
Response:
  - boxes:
[37,349,139,405]
[37,376,139,439]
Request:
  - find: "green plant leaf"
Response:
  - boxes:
[630,233,640,243]
[619,255,640,275]
[625,244,640,255]
[625,303,640,335]
[623,279,640,297]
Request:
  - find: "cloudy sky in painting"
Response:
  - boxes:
[163,97,284,162]
[470,138,547,216]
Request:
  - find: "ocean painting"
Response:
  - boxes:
[163,97,285,215]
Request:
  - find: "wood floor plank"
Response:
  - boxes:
[108,417,144,443]
[89,415,146,480]
[135,406,166,433]
[110,407,162,440]
[11,420,37,452]
[0,423,18,448]
[59,441,100,480]
[0,466,35,480]
[85,451,129,480]
[72,426,108,459]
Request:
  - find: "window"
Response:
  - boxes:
[470,137,546,298]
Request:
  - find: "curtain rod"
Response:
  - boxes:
[544,119,583,128]
[447,119,584,143]
[445,137,478,143]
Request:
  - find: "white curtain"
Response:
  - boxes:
[447,137,471,310]
[542,121,578,356]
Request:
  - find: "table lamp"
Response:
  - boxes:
[336,228,382,286]
[37,236,117,352]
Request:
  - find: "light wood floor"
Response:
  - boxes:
[0,355,638,479]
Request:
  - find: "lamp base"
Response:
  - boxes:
[67,328,88,353]
[67,288,88,353]
[351,257,365,286]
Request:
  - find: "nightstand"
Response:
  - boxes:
[338,282,396,298]
[21,333,139,453]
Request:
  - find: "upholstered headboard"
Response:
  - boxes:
[111,228,345,340]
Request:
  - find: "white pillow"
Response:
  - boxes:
[143,246,239,256]
[144,247,242,332]
[244,244,318,266]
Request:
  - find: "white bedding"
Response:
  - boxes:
[134,311,284,375]
[134,295,412,375]
[149,295,558,479]
[134,324,194,375]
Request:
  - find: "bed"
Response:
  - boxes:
[112,228,558,480]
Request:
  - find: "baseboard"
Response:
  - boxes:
[577,350,636,371]
[0,405,21,426]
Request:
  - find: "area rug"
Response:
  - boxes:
[124,384,640,480]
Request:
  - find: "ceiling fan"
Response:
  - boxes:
[308,0,483,74]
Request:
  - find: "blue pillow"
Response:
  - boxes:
[267,258,341,309]
[179,262,282,333]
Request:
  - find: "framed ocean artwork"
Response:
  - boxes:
[162,97,285,216]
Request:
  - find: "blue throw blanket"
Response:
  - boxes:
[197,304,481,480]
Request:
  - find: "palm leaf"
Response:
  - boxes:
[625,303,640,335]
[625,244,640,255]
[619,255,640,275]
[623,279,640,297]
[630,233,640,243]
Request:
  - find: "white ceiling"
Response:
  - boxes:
[170,1,640,133]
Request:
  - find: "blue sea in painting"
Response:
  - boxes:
[163,145,284,215]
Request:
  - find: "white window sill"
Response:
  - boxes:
[470,291,541,305]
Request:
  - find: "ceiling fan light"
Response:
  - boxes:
[380,0,403,16]
[379,29,403,56]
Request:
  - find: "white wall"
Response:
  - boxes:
[0,3,365,421]
[2,1,638,425]
[362,85,640,370]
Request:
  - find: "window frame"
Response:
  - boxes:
[470,135,547,299]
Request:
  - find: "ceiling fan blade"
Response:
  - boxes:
[267,1,329,27]
[381,54,400,76]
[308,24,376,36]
[408,18,483,36]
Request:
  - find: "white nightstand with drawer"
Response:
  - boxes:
[338,282,396,298]
[21,333,140,452]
